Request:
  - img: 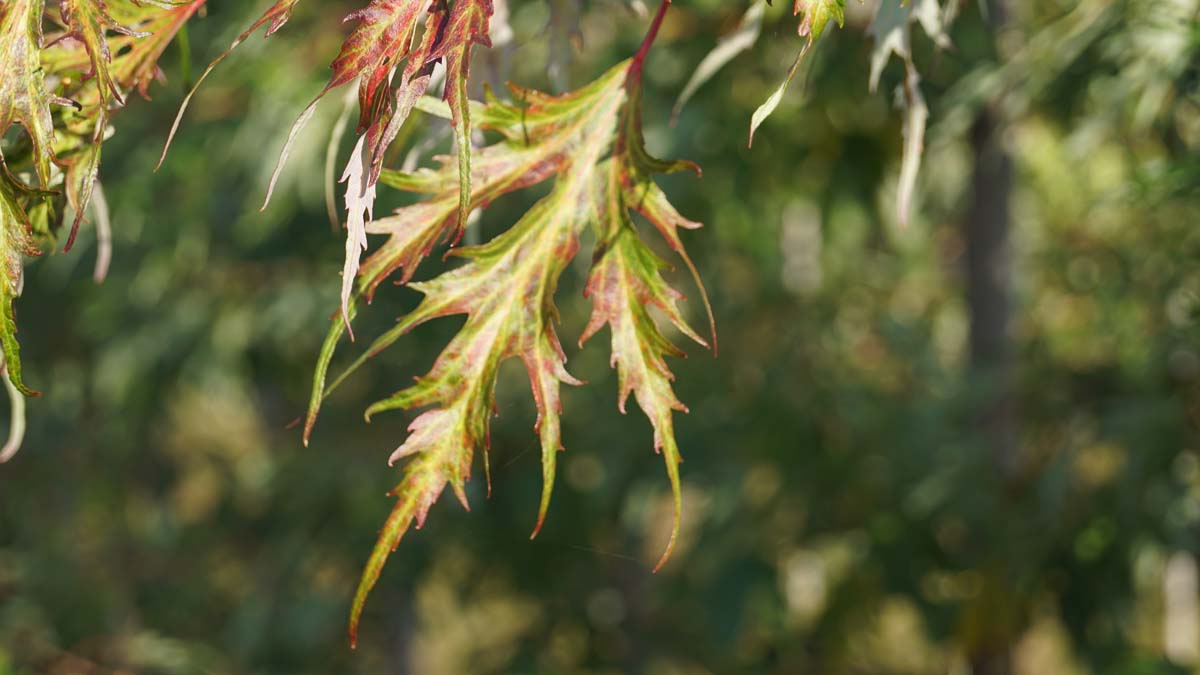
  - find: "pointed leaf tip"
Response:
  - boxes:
[652,438,683,573]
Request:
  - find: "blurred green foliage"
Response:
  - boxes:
[1,0,1200,673]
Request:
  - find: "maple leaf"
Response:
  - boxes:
[258,0,433,207]
[304,39,713,639]
[43,0,134,249]
[46,2,208,105]
[328,67,627,645]
[325,0,493,337]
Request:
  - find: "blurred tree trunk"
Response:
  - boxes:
[967,104,1016,475]
[966,1,1017,673]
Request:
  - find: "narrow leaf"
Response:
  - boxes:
[672,0,764,125]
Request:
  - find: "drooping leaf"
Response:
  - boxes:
[332,0,448,336]
[85,1,206,100]
[341,65,627,643]
[867,0,949,227]
[586,70,713,572]
[197,0,495,340]
[259,0,432,207]
[749,0,845,145]
[0,0,55,398]
[303,58,711,644]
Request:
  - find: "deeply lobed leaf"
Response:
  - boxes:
[305,57,713,643]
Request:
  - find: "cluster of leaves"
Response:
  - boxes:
[0,0,204,459]
[164,0,495,335]
[0,0,955,647]
[312,58,714,643]
[165,0,712,644]
[677,0,954,226]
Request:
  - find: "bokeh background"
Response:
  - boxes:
[3,0,1200,673]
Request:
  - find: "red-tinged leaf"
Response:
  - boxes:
[431,0,492,233]
[790,0,846,42]
[618,86,715,350]
[59,0,150,108]
[578,85,711,570]
[308,47,712,635]
[308,66,632,434]
[101,1,205,99]
[365,0,446,185]
[0,0,56,397]
[335,0,431,132]
[238,0,303,38]
[336,3,448,339]
[580,221,695,572]
[41,2,204,104]
[260,0,434,210]
[0,0,201,458]
[328,63,629,637]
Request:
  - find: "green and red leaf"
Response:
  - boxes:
[305,53,712,642]
[59,0,149,107]
[432,0,492,233]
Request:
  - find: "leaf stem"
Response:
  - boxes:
[628,0,671,86]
